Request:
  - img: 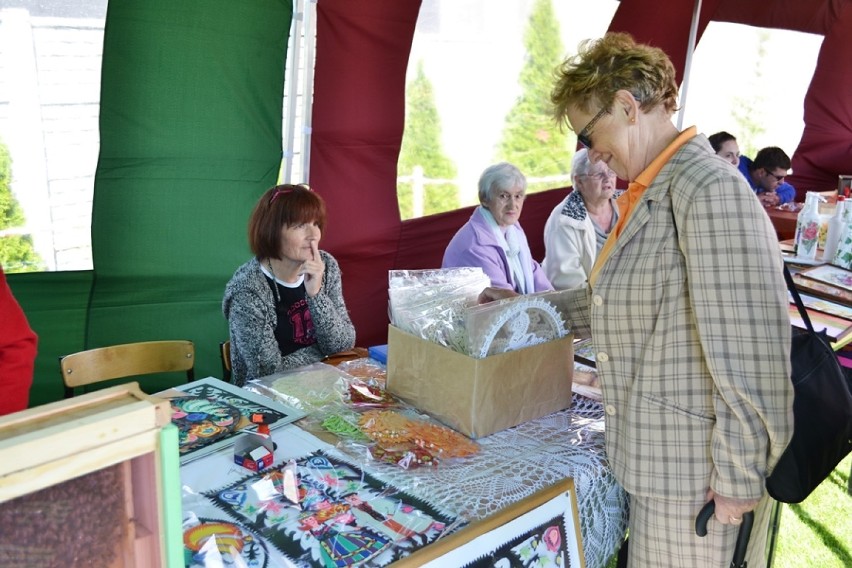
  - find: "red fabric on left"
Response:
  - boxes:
[311,0,421,346]
[0,266,37,415]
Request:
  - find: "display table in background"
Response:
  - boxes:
[766,206,798,241]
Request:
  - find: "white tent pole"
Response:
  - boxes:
[301,0,318,185]
[282,0,304,183]
[677,0,702,130]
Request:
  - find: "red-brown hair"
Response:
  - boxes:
[248,184,327,259]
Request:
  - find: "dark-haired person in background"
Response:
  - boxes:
[738,146,796,206]
[223,184,355,386]
[0,265,37,415]
[708,131,741,167]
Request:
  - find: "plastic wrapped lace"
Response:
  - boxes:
[388,267,490,352]
[464,290,570,358]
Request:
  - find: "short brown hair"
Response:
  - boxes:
[551,32,679,130]
[248,184,327,259]
[752,147,791,173]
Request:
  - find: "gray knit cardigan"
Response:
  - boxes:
[222,253,356,386]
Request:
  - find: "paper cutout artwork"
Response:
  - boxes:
[202,452,460,567]
[184,517,271,568]
[171,377,305,464]
[461,518,570,567]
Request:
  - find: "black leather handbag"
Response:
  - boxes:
[766,266,852,503]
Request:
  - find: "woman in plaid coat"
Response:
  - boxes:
[482,33,793,567]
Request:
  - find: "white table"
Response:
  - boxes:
[180,393,628,567]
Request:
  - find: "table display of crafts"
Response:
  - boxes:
[246,359,480,470]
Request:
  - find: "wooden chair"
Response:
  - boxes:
[60,340,195,398]
[219,340,232,383]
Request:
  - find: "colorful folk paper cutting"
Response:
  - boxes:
[201,452,460,567]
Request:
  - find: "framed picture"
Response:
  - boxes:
[573,338,597,368]
[792,272,852,306]
[164,377,306,464]
[393,478,585,568]
[838,174,852,198]
[798,264,852,293]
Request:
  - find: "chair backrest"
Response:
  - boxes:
[60,340,195,398]
[219,340,232,383]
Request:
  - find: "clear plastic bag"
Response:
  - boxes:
[388,267,490,352]
[464,290,570,358]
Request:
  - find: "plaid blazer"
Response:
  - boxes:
[563,135,794,501]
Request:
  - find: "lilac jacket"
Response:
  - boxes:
[442,209,553,293]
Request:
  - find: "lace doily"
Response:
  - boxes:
[329,395,629,568]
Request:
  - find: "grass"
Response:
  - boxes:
[771,453,851,568]
[604,454,852,567]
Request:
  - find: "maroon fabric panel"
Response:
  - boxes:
[787,2,852,195]
[311,0,421,346]
[609,0,723,82]
[714,0,834,34]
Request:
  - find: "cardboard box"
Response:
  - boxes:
[386,326,574,439]
[234,432,274,472]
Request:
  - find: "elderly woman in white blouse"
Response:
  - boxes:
[543,149,618,289]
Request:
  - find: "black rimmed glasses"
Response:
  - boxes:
[764,169,787,183]
[577,106,610,149]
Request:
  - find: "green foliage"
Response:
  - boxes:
[0,136,43,273]
[496,0,573,193]
[398,61,459,219]
[733,30,768,158]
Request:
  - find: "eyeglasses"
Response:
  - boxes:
[764,169,786,183]
[577,106,610,149]
[577,172,614,183]
[269,184,311,205]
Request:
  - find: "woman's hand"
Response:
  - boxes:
[705,489,759,526]
[301,240,325,297]
[477,287,519,304]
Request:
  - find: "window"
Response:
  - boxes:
[397,0,619,220]
[0,1,108,272]
[679,22,822,160]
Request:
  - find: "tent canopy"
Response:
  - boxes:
[8,0,850,407]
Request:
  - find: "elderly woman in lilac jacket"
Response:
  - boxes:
[442,162,553,293]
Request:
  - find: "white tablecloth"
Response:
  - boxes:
[180,395,628,568]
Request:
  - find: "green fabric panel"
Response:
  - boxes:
[88,0,292,386]
[6,271,93,407]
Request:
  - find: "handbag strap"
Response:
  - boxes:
[783,264,815,334]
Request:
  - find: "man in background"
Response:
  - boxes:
[738,146,796,206]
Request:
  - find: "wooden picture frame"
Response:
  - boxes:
[838,174,852,198]
[798,264,852,293]
[393,478,585,568]
[573,338,597,368]
[792,272,852,306]
[0,384,183,567]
